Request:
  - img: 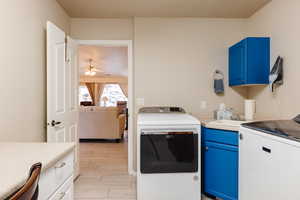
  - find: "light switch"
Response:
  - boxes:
[200,101,207,109]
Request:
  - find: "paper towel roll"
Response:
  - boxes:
[245,100,256,120]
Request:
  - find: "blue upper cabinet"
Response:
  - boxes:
[229,37,270,86]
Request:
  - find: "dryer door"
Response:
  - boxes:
[140,131,198,174]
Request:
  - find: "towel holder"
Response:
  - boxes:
[213,70,224,80]
[213,70,225,94]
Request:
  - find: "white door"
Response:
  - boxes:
[66,36,80,178]
[47,21,79,177]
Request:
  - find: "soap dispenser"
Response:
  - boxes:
[214,103,226,120]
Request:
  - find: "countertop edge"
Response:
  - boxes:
[41,144,75,173]
[202,123,240,132]
[0,143,75,199]
[200,120,240,132]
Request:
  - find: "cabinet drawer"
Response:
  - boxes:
[39,165,56,200]
[49,176,74,200]
[203,128,238,146]
[54,152,74,187]
[39,152,74,200]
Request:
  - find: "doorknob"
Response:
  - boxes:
[51,120,62,127]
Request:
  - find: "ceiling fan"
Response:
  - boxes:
[85,59,103,76]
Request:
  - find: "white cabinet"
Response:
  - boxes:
[49,176,74,200]
[239,127,300,200]
[39,152,74,200]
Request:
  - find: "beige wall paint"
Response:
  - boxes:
[70,18,248,117]
[0,0,70,142]
[71,18,249,171]
[132,17,248,170]
[70,18,134,40]
[247,0,300,119]
[134,18,247,118]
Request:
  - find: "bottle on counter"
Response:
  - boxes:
[214,103,226,120]
[214,104,239,120]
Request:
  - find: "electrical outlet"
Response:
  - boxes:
[136,98,145,106]
[200,101,207,109]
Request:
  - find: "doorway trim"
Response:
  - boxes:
[78,40,134,175]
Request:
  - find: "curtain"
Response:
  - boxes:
[95,83,105,106]
[85,82,96,105]
[119,83,128,97]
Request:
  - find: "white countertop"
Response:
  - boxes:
[0,142,75,199]
[200,116,279,132]
[201,119,250,131]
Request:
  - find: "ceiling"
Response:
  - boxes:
[57,0,271,18]
[78,45,128,77]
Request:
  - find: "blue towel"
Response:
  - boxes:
[214,79,224,94]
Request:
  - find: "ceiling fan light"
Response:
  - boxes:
[91,71,96,76]
[85,59,97,76]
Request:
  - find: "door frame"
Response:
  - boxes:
[77,40,134,175]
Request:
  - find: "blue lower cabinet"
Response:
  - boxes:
[202,127,238,200]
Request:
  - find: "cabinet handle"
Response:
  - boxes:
[58,192,66,200]
[55,162,66,169]
[262,146,271,153]
[239,133,243,140]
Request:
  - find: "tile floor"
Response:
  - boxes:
[74,142,136,200]
[74,141,212,200]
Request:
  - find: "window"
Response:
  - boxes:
[79,86,92,103]
[100,84,127,107]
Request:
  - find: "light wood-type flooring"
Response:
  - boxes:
[74,142,136,200]
[74,141,212,200]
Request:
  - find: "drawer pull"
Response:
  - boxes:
[58,192,66,200]
[239,133,243,140]
[55,162,66,169]
[262,146,271,153]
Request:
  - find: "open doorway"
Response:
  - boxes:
[78,45,128,139]
[74,40,135,199]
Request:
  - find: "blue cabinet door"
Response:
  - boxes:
[203,141,238,200]
[229,40,246,86]
[229,37,270,86]
[246,37,270,85]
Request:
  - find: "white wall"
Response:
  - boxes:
[0,0,70,142]
[71,18,134,40]
[247,0,300,119]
